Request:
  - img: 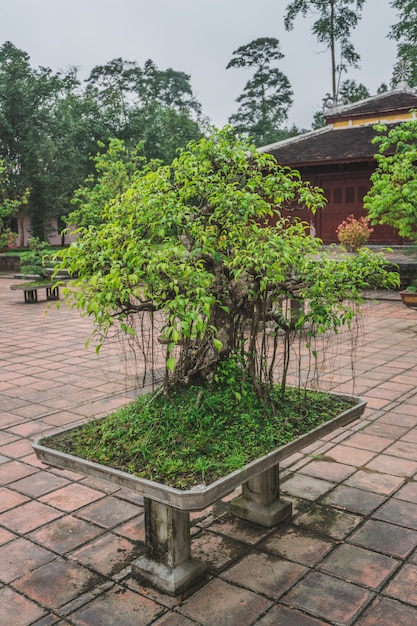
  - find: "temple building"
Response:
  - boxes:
[260,84,417,244]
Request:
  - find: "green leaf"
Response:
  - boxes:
[166,357,176,372]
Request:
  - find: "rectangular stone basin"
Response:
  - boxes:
[33,393,366,512]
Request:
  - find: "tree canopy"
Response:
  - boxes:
[0,42,204,242]
[364,119,417,241]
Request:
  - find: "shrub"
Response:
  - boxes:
[20,237,51,278]
[336,215,373,251]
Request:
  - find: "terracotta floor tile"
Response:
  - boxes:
[378,412,417,428]
[13,558,101,609]
[260,526,332,566]
[9,471,70,498]
[0,486,30,512]
[76,496,142,528]
[299,459,355,482]
[41,411,87,427]
[394,481,417,504]
[0,586,46,626]
[324,444,376,467]
[361,396,391,410]
[343,432,390,452]
[21,451,53,468]
[222,550,308,598]
[294,503,361,540]
[384,563,417,605]
[0,438,36,459]
[402,429,417,444]
[112,487,144,506]
[191,530,249,574]
[319,543,400,589]
[366,453,417,477]
[0,500,63,534]
[69,533,139,576]
[7,420,51,438]
[0,431,19,445]
[283,570,373,625]
[0,527,16,546]
[68,584,164,625]
[40,483,105,512]
[179,577,271,626]
[281,474,334,500]
[361,421,410,439]
[0,537,54,583]
[255,604,329,626]
[113,515,145,543]
[350,519,417,558]
[355,596,417,626]
[321,485,386,515]
[151,613,197,626]
[79,476,120,494]
[384,440,417,462]
[203,512,271,545]
[28,516,104,554]
[373,499,417,530]
[345,469,404,495]
[0,460,40,485]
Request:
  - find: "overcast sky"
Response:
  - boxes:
[1,0,399,130]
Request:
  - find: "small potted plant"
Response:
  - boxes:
[400,281,417,309]
[34,128,399,595]
[336,215,373,252]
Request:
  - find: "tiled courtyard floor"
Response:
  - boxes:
[1,275,417,625]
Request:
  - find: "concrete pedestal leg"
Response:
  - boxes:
[131,498,206,596]
[229,464,292,527]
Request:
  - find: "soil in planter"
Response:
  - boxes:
[41,384,351,490]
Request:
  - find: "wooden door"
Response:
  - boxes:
[316,176,402,244]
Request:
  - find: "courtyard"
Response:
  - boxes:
[1,275,417,625]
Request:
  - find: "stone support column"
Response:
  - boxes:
[131,498,206,595]
[229,464,292,527]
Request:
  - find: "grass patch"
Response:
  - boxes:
[42,383,351,490]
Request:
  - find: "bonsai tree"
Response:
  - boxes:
[59,127,398,401]
[364,118,417,242]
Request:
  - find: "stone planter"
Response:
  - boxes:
[33,393,365,596]
[400,290,417,310]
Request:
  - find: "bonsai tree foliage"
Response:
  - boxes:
[59,128,398,400]
[364,119,417,243]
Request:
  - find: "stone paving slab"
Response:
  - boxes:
[1,276,417,624]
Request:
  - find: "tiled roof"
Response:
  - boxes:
[260,123,384,166]
[325,88,417,122]
[260,88,417,168]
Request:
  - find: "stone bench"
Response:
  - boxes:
[10,282,61,303]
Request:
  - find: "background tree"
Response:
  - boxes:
[85,57,204,161]
[226,38,293,146]
[364,119,417,241]
[339,79,370,103]
[389,0,417,87]
[0,159,21,249]
[284,0,366,101]
[0,44,205,243]
[0,42,60,242]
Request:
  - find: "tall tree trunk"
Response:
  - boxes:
[330,0,337,99]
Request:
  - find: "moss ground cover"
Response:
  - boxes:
[43,384,350,489]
